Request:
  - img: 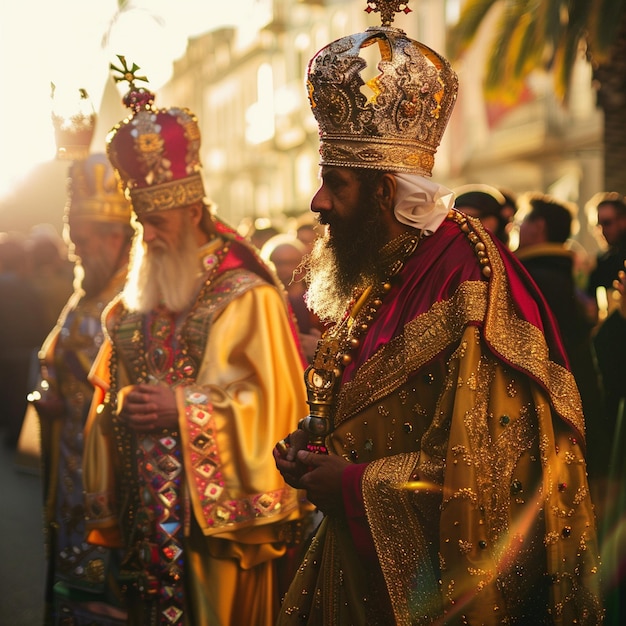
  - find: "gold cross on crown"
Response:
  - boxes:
[109,55,149,89]
[365,0,412,27]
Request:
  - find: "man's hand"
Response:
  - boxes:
[273,429,310,488]
[274,430,349,515]
[117,383,178,432]
[296,450,349,514]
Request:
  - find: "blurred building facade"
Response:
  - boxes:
[161,0,603,251]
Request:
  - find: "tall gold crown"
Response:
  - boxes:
[306,0,458,176]
[66,153,132,224]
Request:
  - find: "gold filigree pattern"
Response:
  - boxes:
[335,280,487,424]
[365,1,412,27]
[362,452,442,624]
[307,18,458,176]
[335,215,585,438]
[67,155,131,223]
[130,173,205,215]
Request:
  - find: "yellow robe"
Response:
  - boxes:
[84,241,310,625]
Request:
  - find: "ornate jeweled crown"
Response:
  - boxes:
[307,0,458,176]
[51,85,97,161]
[106,56,206,216]
[66,153,132,224]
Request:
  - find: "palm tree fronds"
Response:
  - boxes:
[484,4,535,101]
[449,0,626,101]
[549,0,592,97]
[552,33,582,100]
[540,0,565,49]
[512,11,544,78]
[447,0,502,60]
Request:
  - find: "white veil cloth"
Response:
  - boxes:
[393,173,455,236]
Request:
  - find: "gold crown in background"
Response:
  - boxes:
[66,153,132,224]
[306,1,458,176]
[51,85,97,161]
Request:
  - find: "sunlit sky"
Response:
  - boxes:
[0,0,260,201]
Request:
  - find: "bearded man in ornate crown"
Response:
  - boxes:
[274,2,604,624]
[82,62,311,626]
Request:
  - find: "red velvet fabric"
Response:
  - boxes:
[339,217,572,561]
[342,218,569,384]
[108,107,198,187]
[342,462,377,561]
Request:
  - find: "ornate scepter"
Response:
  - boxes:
[299,286,373,454]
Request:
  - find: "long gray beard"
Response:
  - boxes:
[121,222,201,314]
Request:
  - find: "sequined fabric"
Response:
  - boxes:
[84,230,310,626]
[109,268,272,626]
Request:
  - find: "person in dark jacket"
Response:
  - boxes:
[515,192,607,500]
[586,192,626,318]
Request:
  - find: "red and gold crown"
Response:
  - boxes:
[306,1,458,176]
[105,56,206,216]
[66,153,132,224]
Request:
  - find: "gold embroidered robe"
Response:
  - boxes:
[38,270,127,624]
[278,214,603,625]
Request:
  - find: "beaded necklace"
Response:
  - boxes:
[302,230,422,452]
[105,236,231,542]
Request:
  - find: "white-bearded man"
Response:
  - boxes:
[83,60,310,626]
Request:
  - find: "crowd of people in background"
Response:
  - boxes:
[0,227,73,448]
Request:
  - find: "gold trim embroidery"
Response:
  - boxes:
[362,452,442,625]
[335,216,584,437]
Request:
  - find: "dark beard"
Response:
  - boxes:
[304,190,389,322]
[79,256,117,298]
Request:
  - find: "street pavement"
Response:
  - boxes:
[0,434,46,625]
